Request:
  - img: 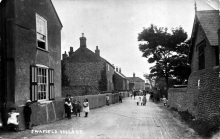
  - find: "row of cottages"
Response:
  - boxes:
[185,9,220,123]
[0,0,64,129]
[114,67,129,92]
[126,73,145,91]
[62,34,131,96]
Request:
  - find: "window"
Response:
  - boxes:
[36,14,47,50]
[30,65,54,101]
[215,46,219,66]
[198,42,205,70]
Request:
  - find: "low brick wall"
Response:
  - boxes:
[168,68,220,127]
[70,92,129,110]
[168,87,187,111]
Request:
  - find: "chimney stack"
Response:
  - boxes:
[133,73,135,77]
[119,68,121,73]
[95,46,100,56]
[80,33,87,48]
[62,51,68,60]
[69,47,74,58]
[116,67,118,72]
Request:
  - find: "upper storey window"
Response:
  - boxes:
[198,42,205,70]
[36,14,48,51]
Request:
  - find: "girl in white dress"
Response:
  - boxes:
[83,99,90,117]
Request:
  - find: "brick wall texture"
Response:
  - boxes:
[168,23,220,125]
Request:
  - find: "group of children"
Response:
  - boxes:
[136,93,151,106]
[136,94,168,107]
[6,100,32,132]
[64,95,90,119]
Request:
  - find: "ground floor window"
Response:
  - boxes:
[30,65,54,101]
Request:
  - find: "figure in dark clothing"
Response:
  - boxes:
[133,91,136,99]
[65,99,72,119]
[76,101,82,117]
[72,100,77,116]
[119,94,122,103]
[23,100,32,130]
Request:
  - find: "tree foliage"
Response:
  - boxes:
[138,24,190,88]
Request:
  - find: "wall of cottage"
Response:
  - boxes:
[106,63,114,92]
[0,0,64,129]
[168,22,220,126]
[63,62,104,96]
[114,73,125,91]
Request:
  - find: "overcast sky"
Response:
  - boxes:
[51,0,214,81]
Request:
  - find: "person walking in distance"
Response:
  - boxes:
[83,99,90,117]
[106,94,110,106]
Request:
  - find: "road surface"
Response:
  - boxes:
[0,97,199,139]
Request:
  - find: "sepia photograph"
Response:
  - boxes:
[0,0,220,138]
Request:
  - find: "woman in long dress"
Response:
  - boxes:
[83,99,90,117]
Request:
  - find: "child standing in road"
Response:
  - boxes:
[7,108,19,131]
[76,101,82,117]
[106,94,110,106]
[23,100,32,130]
[162,95,167,106]
[83,99,89,117]
[65,99,72,119]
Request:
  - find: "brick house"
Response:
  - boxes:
[186,10,220,122]
[62,34,115,96]
[113,67,129,91]
[0,0,64,129]
[127,73,145,91]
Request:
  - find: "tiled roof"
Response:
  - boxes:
[196,10,220,46]
[126,77,145,82]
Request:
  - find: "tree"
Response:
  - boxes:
[138,24,190,89]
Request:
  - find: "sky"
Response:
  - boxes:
[51,0,215,81]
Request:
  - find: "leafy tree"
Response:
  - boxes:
[138,24,190,89]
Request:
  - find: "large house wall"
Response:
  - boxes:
[106,63,114,92]
[133,82,145,90]
[0,0,63,129]
[114,73,125,91]
[181,23,220,124]
[64,61,104,96]
[13,0,62,105]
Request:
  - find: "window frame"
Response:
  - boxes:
[31,65,55,102]
[36,14,48,51]
[197,41,205,70]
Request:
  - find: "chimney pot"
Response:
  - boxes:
[95,46,100,56]
[80,33,87,48]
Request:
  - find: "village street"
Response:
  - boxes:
[0,98,200,139]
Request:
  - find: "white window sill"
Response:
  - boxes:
[38,100,53,104]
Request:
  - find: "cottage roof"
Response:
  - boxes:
[115,71,126,79]
[126,77,144,83]
[189,10,219,62]
[196,10,219,46]
[68,47,114,68]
